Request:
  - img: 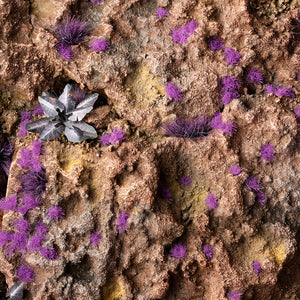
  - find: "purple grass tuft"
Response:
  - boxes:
[20,111,31,121]
[170,243,187,260]
[227,290,243,300]
[56,42,74,60]
[28,234,44,251]
[17,264,34,282]
[172,21,198,44]
[35,222,48,235]
[165,82,182,101]
[40,247,58,260]
[33,104,44,116]
[163,116,213,139]
[224,47,241,66]
[0,231,12,246]
[229,165,242,176]
[220,76,240,105]
[158,181,172,202]
[256,190,266,205]
[31,140,43,157]
[294,106,300,118]
[91,231,102,247]
[275,86,295,98]
[47,206,65,221]
[245,176,262,192]
[156,7,168,19]
[205,193,218,210]
[265,84,276,94]
[90,38,109,52]
[18,195,41,215]
[14,218,30,233]
[203,245,213,260]
[180,176,191,186]
[209,37,223,51]
[55,16,89,46]
[90,0,104,2]
[247,68,264,84]
[252,260,262,275]
[211,112,237,134]
[0,195,17,211]
[260,144,275,162]
[20,169,46,199]
[18,119,30,137]
[100,128,125,146]
[117,211,130,233]
[6,232,28,255]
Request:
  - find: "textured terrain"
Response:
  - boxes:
[0,0,300,299]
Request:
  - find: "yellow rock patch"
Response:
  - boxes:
[103,277,126,300]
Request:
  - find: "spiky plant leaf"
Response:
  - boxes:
[38,96,59,117]
[25,117,53,134]
[6,281,23,300]
[57,84,76,114]
[39,122,64,141]
[76,93,98,109]
[65,121,97,142]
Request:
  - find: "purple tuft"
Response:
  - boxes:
[163,116,213,139]
[40,247,58,260]
[275,86,295,98]
[0,195,17,211]
[203,245,213,260]
[265,84,276,94]
[14,218,30,233]
[205,193,218,210]
[170,243,187,260]
[57,42,74,60]
[294,106,300,118]
[180,176,191,186]
[33,104,44,116]
[209,37,223,51]
[47,206,65,221]
[211,112,237,135]
[17,264,34,282]
[229,165,242,176]
[18,119,30,137]
[256,190,266,205]
[227,290,243,300]
[117,211,130,234]
[100,128,125,146]
[156,7,168,19]
[260,144,275,162]
[20,111,31,121]
[18,195,40,215]
[91,231,102,247]
[252,260,262,275]
[220,76,240,105]
[35,222,48,235]
[245,176,262,192]
[31,140,43,157]
[165,82,182,101]
[0,231,12,246]
[158,181,172,202]
[90,38,109,52]
[90,0,104,2]
[6,232,28,255]
[19,169,46,199]
[247,68,264,84]
[224,47,241,66]
[55,16,89,46]
[28,234,44,251]
[172,21,198,44]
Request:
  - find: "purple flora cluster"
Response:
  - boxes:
[91,231,102,247]
[245,176,266,205]
[211,112,237,135]
[163,116,213,139]
[252,260,262,275]
[172,21,198,44]
[205,193,218,210]
[203,245,213,260]
[55,16,89,60]
[260,144,275,162]
[0,137,14,186]
[19,111,31,138]
[90,0,103,3]
[100,128,126,146]
[224,47,241,66]
[17,264,35,283]
[247,68,264,85]
[156,7,168,20]
[33,104,44,116]
[227,290,243,300]
[265,84,295,98]
[209,37,223,51]
[220,76,241,106]
[229,165,242,176]
[180,176,191,186]
[47,205,65,221]
[90,38,109,52]
[158,180,172,202]
[170,243,187,260]
[117,211,130,233]
[165,82,182,102]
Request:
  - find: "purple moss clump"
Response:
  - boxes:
[47,206,65,221]
[247,68,264,84]
[163,116,213,139]
[90,38,109,52]
[156,7,168,19]
[180,176,191,186]
[164,82,182,101]
[17,264,34,282]
[117,211,130,233]
[40,247,58,260]
[170,243,187,260]
[224,47,241,66]
[203,245,213,260]
[260,144,275,162]
[245,176,266,205]
[56,42,74,61]
[205,193,218,210]
[229,165,242,176]
[100,128,126,146]
[172,21,198,44]
[220,76,241,106]
[90,232,102,247]
[209,37,223,51]
[211,112,237,135]
[227,290,242,300]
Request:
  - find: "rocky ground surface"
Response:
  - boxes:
[0,0,300,299]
